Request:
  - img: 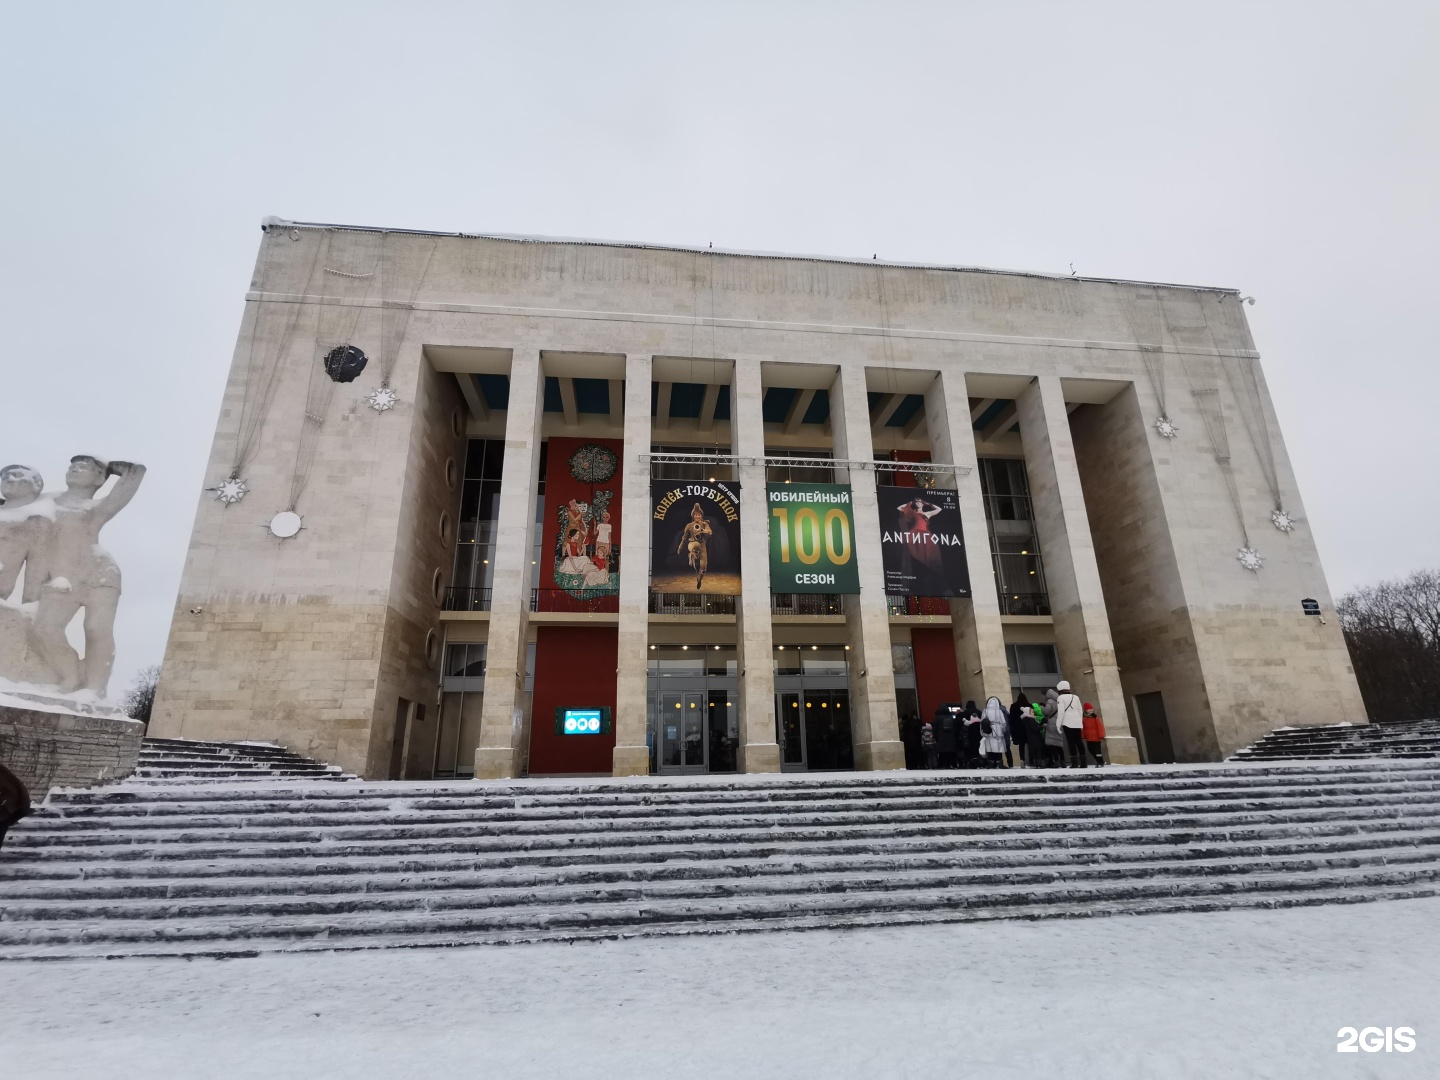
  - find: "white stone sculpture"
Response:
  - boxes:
[0,457,145,703]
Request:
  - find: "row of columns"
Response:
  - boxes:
[473,351,1136,780]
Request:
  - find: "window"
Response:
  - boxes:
[979,458,1051,616]
[1005,642,1061,698]
[765,449,834,484]
[448,439,506,610]
[650,444,734,482]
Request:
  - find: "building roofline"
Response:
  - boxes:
[260,216,1242,296]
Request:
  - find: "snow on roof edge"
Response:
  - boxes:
[260,217,1243,296]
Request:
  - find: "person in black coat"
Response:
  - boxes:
[0,761,31,851]
[1009,692,1031,766]
[900,712,922,770]
[962,700,983,768]
[934,705,961,768]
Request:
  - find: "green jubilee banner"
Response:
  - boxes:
[767,483,860,593]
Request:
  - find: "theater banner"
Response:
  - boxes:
[877,485,970,597]
[767,483,860,594]
[542,437,623,606]
[651,481,742,594]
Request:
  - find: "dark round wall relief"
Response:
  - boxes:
[323,345,369,383]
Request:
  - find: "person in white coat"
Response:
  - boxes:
[980,696,1010,768]
[1054,679,1086,768]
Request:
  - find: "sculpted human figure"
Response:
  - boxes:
[28,457,146,696]
[0,465,49,602]
[0,465,56,686]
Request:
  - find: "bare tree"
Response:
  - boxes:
[1337,569,1440,722]
[123,664,160,727]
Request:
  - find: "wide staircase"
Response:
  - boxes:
[2,760,1439,960]
[131,738,356,783]
[1232,719,1440,762]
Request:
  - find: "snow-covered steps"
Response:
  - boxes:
[130,737,356,783]
[2,760,1438,959]
[1232,718,1440,761]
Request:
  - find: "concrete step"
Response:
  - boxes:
[5,761,1439,959]
[26,774,1440,831]
[7,830,1440,906]
[12,786,1440,851]
[2,862,1436,959]
[8,817,1432,885]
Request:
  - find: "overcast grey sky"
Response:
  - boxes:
[2,1,1436,694]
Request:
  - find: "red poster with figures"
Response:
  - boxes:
[538,437,624,612]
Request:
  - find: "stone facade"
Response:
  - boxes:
[149,223,1364,776]
[0,705,143,792]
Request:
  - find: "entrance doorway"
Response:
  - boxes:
[657,690,737,774]
[648,645,738,775]
[777,689,855,771]
[1134,691,1176,763]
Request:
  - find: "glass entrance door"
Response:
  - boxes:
[777,689,854,771]
[659,691,707,773]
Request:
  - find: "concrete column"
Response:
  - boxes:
[613,354,652,776]
[923,371,1011,705]
[733,358,781,773]
[830,365,904,771]
[474,348,545,779]
[1016,376,1139,763]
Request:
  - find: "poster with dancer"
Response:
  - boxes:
[541,438,623,606]
[651,481,742,594]
[877,485,971,597]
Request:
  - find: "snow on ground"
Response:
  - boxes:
[2,899,1436,1079]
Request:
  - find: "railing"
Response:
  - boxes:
[530,588,619,614]
[770,593,848,616]
[998,592,1051,617]
[442,587,492,612]
[886,595,951,617]
[649,592,737,616]
[993,550,1051,616]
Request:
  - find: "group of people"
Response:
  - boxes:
[901,681,1108,770]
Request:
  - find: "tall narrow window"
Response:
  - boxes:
[978,458,1051,616]
[447,439,506,610]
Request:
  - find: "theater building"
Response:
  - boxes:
[148,220,1365,778]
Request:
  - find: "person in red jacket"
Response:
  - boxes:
[1082,702,1107,766]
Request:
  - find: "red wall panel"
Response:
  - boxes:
[527,625,618,775]
[911,627,965,722]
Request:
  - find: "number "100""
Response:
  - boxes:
[772,508,853,565]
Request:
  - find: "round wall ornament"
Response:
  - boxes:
[1236,546,1265,572]
[1154,415,1179,439]
[365,385,399,412]
[567,442,618,485]
[216,476,248,505]
[1271,508,1295,533]
[268,510,304,539]
[323,344,369,384]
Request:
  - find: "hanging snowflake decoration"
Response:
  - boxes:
[1271,508,1295,533]
[215,477,248,505]
[365,385,399,413]
[1154,415,1179,439]
[567,443,619,485]
[1236,547,1265,572]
